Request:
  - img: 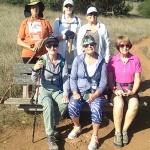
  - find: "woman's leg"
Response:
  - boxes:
[88,98,102,149]
[113,96,124,133]
[67,96,83,139]
[113,96,124,147]
[38,87,54,136]
[122,97,139,132]
[52,91,68,125]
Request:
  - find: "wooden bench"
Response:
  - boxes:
[4,63,148,111]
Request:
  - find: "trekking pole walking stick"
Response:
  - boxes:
[32,69,41,143]
[67,39,73,64]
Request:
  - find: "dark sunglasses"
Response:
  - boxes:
[83,43,96,48]
[87,12,98,16]
[119,44,131,49]
[46,44,58,48]
[65,4,73,8]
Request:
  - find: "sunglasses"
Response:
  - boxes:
[87,12,98,16]
[65,4,73,8]
[83,43,96,48]
[119,44,131,49]
[46,44,58,48]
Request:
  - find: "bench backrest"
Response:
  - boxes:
[13,63,35,85]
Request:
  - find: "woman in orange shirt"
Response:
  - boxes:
[17,0,53,64]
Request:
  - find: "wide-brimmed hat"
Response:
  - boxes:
[44,36,59,45]
[86,6,98,15]
[24,0,45,18]
[63,0,74,7]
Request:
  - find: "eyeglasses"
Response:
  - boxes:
[46,44,58,48]
[119,44,131,49]
[65,4,73,8]
[87,12,98,16]
[83,43,96,48]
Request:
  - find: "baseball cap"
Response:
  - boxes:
[63,0,74,7]
[44,36,59,45]
[86,7,98,15]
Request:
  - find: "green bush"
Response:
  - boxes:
[137,0,150,18]
[0,0,132,16]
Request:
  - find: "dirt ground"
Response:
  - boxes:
[0,37,150,150]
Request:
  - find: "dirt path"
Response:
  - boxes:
[0,38,150,150]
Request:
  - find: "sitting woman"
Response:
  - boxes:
[31,36,70,150]
[107,36,142,147]
[68,35,107,150]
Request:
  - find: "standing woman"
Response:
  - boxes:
[107,36,142,147]
[77,6,110,63]
[53,0,82,63]
[17,0,53,64]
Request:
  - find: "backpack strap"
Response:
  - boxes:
[58,16,79,27]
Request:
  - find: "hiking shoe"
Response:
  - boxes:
[47,135,59,150]
[114,132,122,147]
[68,126,82,139]
[88,135,99,150]
[122,131,128,145]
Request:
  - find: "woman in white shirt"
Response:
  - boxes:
[53,0,82,64]
[77,6,110,63]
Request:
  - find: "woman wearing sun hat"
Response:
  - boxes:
[17,0,53,64]
[68,35,107,150]
[77,6,110,63]
[53,0,82,64]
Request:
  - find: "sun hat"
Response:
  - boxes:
[24,0,45,18]
[63,0,74,7]
[44,36,59,45]
[86,6,98,15]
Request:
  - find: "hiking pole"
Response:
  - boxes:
[32,68,41,143]
[67,39,73,64]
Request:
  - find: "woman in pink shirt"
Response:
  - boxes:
[107,36,142,147]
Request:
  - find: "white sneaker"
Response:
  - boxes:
[88,135,99,150]
[68,126,82,139]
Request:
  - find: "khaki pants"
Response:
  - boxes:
[37,87,67,135]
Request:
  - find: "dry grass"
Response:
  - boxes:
[0,3,150,132]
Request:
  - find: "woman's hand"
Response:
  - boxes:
[114,89,124,96]
[33,60,43,71]
[123,89,135,97]
[86,93,96,103]
[72,91,81,100]
[62,96,69,104]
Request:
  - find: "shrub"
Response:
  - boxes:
[137,0,150,18]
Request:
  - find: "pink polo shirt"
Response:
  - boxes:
[107,53,142,84]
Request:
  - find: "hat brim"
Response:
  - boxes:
[44,38,59,45]
[24,2,44,18]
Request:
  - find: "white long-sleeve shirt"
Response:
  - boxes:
[53,14,82,60]
[77,22,110,63]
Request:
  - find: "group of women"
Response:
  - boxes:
[17,0,142,150]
